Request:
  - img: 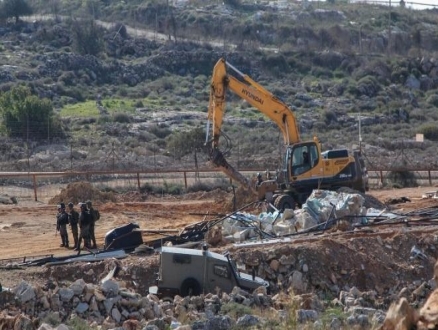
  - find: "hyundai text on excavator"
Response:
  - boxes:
[205,58,368,211]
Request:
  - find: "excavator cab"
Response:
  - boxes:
[289,142,320,177]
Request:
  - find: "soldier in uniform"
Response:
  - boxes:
[67,202,79,250]
[76,202,92,251]
[56,203,70,248]
[86,200,99,249]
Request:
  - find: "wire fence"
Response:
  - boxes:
[1,167,438,203]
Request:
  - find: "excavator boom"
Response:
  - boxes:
[205,58,301,194]
[207,58,300,148]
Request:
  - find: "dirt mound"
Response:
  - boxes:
[115,191,148,202]
[48,181,116,205]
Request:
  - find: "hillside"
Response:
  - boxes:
[0,0,437,176]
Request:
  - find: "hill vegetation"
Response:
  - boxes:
[0,0,437,174]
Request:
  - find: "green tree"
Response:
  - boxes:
[1,0,33,23]
[71,19,104,56]
[419,124,438,141]
[166,127,205,160]
[0,86,61,140]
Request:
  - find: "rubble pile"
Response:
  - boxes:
[220,190,376,243]
[0,275,394,330]
[3,270,438,330]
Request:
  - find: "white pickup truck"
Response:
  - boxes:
[149,245,269,299]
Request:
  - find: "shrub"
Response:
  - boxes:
[426,94,438,107]
[386,171,417,188]
[59,71,76,86]
[186,179,229,193]
[220,302,253,319]
[71,19,104,56]
[141,182,183,195]
[97,115,112,124]
[134,100,144,108]
[323,110,337,124]
[66,316,90,330]
[113,112,132,123]
[149,124,172,139]
[137,131,155,142]
[419,124,438,141]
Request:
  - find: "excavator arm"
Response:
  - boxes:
[205,58,300,194]
[206,58,300,148]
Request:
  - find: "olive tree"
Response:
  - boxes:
[71,19,105,56]
[166,127,206,160]
[0,0,33,23]
[0,86,62,140]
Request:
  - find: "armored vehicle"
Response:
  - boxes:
[149,245,268,299]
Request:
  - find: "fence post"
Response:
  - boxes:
[379,171,383,187]
[428,170,432,186]
[137,172,141,191]
[183,172,188,189]
[32,174,38,201]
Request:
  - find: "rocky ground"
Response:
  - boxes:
[1,186,438,329]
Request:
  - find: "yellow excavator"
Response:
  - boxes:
[205,58,368,210]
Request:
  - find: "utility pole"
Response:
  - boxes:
[358,112,362,153]
[70,143,73,171]
[388,0,392,55]
[26,113,29,142]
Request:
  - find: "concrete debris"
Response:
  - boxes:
[224,190,374,243]
[0,194,18,205]
[422,191,438,199]
[410,245,428,261]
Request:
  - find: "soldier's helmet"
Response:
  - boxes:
[86,200,92,207]
[60,202,65,209]
[68,202,74,208]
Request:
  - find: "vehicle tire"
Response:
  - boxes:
[180,278,201,297]
[274,194,296,212]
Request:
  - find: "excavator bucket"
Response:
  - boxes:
[208,147,257,195]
